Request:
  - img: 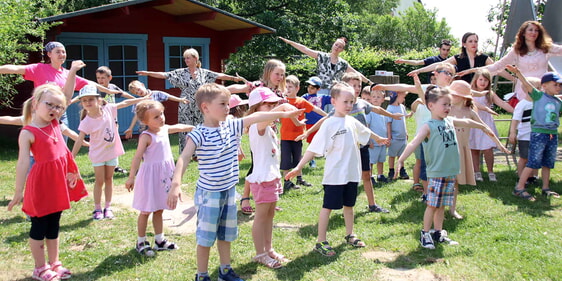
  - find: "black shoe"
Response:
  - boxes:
[387,170,395,181]
[431,230,459,245]
[377,175,389,183]
[114,166,128,175]
[421,194,427,203]
[420,231,435,249]
[399,167,410,179]
[370,176,377,186]
[284,180,301,190]
[296,178,312,187]
[526,176,538,185]
[368,204,390,213]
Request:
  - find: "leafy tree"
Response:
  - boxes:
[0,0,61,107]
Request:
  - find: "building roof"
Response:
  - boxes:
[40,0,275,34]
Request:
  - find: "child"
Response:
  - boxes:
[301,76,331,168]
[286,82,389,256]
[95,66,136,175]
[366,88,391,185]
[227,59,286,98]
[396,86,499,249]
[448,80,507,219]
[124,80,188,138]
[281,75,327,189]
[125,100,194,256]
[468,69,513,182]
[8,84,87,281]
[72,85,145,220]
[509,77,541,182]
[386,91,409,180]
[167,83,302,281]
[509,66,562,201]
[245,87,292,269]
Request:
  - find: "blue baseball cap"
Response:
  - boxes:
[305,76,322,87]
[541,72,562,84]
[388,91,398,104]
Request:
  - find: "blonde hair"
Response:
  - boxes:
[195,83,230,111]
[470,69,493,105]
[128,80,145,92]
[261,59,286,92]
[22,84,66,125]
[341,72,361,83]
[330,82,353,99]
[361,86,371,96]
[285,74,299,87]
[136,100,165,123]
[435,62,456,75]
[183,48,202,68]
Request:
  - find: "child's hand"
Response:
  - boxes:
[499,144,511,154]
[376,137,390,146]
[70,60,86,72]
[394,162,403,180]
[391,113,403,120]
[369,142,375,149]
[66,172,81,188]
[235,72,247,84]
[125,178,134,192]
[294,132,308,142]
[407,70,419,77]
[167,185,182,210]
[284,108,306,119]
[181,98,189,104]
[124,129,133,139]
[285,169,299,181]
[7,191,23,211]
[506,65,519,74]
[371,84,384,91]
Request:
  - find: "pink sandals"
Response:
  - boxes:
[32,264,59,281]
[50,261,71,280]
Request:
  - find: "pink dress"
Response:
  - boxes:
[469,96,499,150]
[132,126,174,212]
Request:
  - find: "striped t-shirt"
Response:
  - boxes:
[188,118,243,192]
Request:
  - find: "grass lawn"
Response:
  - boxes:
[0,114,561,281]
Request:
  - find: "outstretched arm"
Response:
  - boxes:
[278,37,319,59]
[64,60,86,104]
[408,56,456,76]
[506,65,536,96]
[136,70,167,79]
[347,65,373,84]
[0,64,26,75]
[395,59,424,66]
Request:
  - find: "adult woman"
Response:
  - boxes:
[137,48,245,153]
[279,37,372,94]
[409,33,513,84]
[458,21,562,107]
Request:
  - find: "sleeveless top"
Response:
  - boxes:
[454,54,488,83]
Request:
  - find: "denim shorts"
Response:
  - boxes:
[526,132,557,169]
[194,187,238,247]
[92,157,118,167]
[427,176,455,208]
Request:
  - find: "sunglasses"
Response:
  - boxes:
[437,70,454,77]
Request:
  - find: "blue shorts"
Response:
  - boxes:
[92,157,118,167]
[427,176,455,208]
[518,140,529,159]
[526,132,557,169]
[415,144,428,181]
[359,146,370,171]
[194,187,238,247]
[368,145,387,164]
[388,139,407,157]
[280,140,303,170]
[322,182,358,210]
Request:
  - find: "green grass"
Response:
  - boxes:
[1,114,561,281]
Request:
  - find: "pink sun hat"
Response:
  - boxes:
[248,87,282,107]
[229,94,248,108]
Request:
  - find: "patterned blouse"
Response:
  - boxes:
[165,67,219,153]
[316,52,349,89]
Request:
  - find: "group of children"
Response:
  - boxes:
[5,47,562,281]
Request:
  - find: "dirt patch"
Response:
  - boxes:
[111,185,197,235]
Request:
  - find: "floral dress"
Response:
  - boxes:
[316,52,349,90]
[165,67,218,153]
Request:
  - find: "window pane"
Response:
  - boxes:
[193,46,202,57]
[83,45,98,60]
[109,46,123,60]
[124,45,137,60]
[170,58,180,69]
[125,61,137,75]
[109,62,123,76]
[66,45,81,59]
[169,45,180,57]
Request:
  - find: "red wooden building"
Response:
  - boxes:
[0,0,274,138]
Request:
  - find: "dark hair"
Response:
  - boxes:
[96,66,112,76]
[513,20,552,55]
[459,32,479,59]
[440,39,451,48]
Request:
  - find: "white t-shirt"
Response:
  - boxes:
[512,99,533,141]
[246,124,281,183]
[307,116,371,185]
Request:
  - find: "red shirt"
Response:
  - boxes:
[280,97,314,141]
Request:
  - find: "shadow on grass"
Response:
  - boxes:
[4,218,92,243]
[69,249,156,280]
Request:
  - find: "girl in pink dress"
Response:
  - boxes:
[125,100,194,256]
[8,84,87,281]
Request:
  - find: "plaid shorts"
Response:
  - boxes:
[427,176,455,208]
[194,187,238,247]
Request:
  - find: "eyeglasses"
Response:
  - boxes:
[437,70,453,77]
[43,101,66,111]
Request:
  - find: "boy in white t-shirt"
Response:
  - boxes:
[286,82,389,257]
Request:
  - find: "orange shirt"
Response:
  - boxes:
[280,97,314,141]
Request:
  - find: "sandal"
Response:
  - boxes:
[542,189,560,198]
[253,253,282,269]
[345,234,366,248]
[268,249,290,262]
[314,241,336,257]
[136,241,155,257]
[513,188,535,201]
[412,183,424,192]
[240,197,254,215]
[49,261,71,280]
[32,264,60,281]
